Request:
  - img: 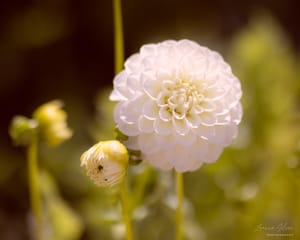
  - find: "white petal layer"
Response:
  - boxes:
[110,39,242,172]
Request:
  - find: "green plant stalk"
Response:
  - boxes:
[27,134,42,240]
[176,172,183,240]
[132,165,151,208]
[113,0,124,74]
[120,177,133,240]
[113,0,134,238]
[113,0,133,238]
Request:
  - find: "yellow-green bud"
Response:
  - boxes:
[33,100,73,146]
[9,116,38,146]
[80,141,129,187]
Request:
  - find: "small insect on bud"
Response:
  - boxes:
[80,141,129,187]
[33,100,73,146]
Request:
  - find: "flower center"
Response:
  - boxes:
[158,75,206,118]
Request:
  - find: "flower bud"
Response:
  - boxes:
[9,116,38,146]
[33,100,73,146]
[80,141,129,187]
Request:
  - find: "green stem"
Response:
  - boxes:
[176,172,184,240]
[113,0,132,238]
[120,177,133,240]
[27,134,42,240]
[113,0,124,74]
[27,135,42,240]
[132,164,151,208]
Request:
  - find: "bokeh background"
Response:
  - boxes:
[1,0,300,239]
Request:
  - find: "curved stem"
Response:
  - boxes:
[120,177,133,240]
[27,134,42,240]
[176,172,184,240]
[113,0,124,74]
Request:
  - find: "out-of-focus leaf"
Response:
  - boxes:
[229,12,297,147]
[40,171,83,240]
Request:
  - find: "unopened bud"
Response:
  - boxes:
[33,100,72,146]
[9,116,38,146]
[80,141,129,187]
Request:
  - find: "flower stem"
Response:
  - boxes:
[176,172,184,240]
[113,0,132,238]
[120,177,133,240]
[27,134,42,240]
[113,0,124,74]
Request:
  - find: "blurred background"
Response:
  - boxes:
[1,0,300,239]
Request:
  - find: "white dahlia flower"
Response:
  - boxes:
[110,39,242,172]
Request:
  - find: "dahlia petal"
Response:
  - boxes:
[156,68,173,81]
[111,71,133,100]
[172,118,189,135]
[230,103,243,124]
[205,127,225,145]
[157,91,170,107]
[138,134,160,154]
[142,56,156,69]
[212,124,236,146]
[205,86,226,100]
[113,70,127,85]
[125,53,143,74]
[154,118,172,135]
[178,39,199,54]
[177,144,203,172]
[201,100,215,112]
[189,138,209,160]
[167,95,178,109]
[124,136,139,150]
[113,102,122,124]
[143,99,159,120]
[199,112,217,126]
[216,113,231,125]
[127,74,141,92]
[204,144,224,163]
[224,90,239,108]
[159,40,177,54]
[158,135,176,149]
[144,151,172,171]
[116,86,134,100]
[177,156,201,172]
[119,104,139,124]
[193,104,204,114]
[165,145,188,172]
[171,145,204,172]
[142,72,160,99]
[227,124,238,140]
[162,80,176,91]
[140,44,157,57]
[120,95,146,124]
[194,125,215,140]
[173,130,196,146]
[159,106,172,121]
[110,89,125,101]
[172,108,186,120]
[117,121,139,136]
[188,160,204,172]
[138,116,154,133]
[186,112,201,128]
[214,100,229,115]
[161,39,177,46]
